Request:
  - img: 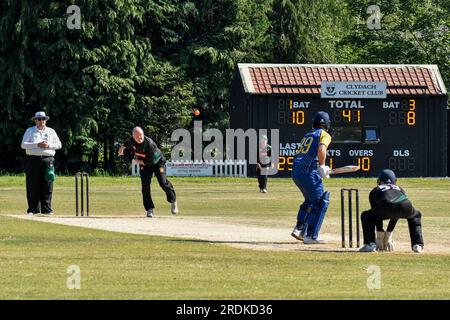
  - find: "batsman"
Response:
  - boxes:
[291,111,332,244]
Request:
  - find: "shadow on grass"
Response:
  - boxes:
[168,238,359,253]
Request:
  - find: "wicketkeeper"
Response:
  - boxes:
[359,169,424,253]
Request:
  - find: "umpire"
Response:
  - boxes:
[359,169,424,253]
[21,111,62,215]
[119,127,178,217]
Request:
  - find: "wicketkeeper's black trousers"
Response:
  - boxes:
[140,164,176,210]
[361,200,424,247]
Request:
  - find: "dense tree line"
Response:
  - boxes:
[0,0,448,174]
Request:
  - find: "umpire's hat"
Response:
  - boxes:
[31,111,50,121]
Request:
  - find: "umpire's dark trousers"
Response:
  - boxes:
[25,155,54,214]
[361,200,424,247]
[140,163,176,210]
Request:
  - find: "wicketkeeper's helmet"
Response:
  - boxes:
[377,169,397,185]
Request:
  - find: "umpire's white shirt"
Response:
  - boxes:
[21,126,62,156]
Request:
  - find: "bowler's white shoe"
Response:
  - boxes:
[412,244,424,253]
[291,227,304,241]
[146,209,154,218]
[171,202,179,215]
[359,243,377,252]
[303,237,327,244]
[262,189,268,193]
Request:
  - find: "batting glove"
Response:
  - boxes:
[318,165,330,178]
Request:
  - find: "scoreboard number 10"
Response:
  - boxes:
[291,111,305,125]
[277,99,307,125]
[355,157,371,171]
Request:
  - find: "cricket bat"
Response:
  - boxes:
[329,165,360,175]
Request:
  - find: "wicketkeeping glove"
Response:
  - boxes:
[375,231,385,251]
[383,231,395,251]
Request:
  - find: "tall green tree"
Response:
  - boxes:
[340,0,449,87]
[0,0,196,172]
[167,0,273,130]
[270,0,353,63]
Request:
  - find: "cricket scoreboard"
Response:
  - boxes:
[230,64,448,177]
[275,96,441,177]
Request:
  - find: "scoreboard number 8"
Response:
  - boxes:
[389,99,416,126]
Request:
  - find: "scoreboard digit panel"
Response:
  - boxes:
[272,96,427,177]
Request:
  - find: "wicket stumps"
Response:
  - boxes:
[75,172,89,217]
[340,188,360,248]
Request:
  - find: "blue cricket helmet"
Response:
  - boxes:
[313,111,331,130]
[377,169,397,185]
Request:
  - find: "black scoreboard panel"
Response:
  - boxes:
[269,96,446,177]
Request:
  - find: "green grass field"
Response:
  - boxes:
[0,175,449,299]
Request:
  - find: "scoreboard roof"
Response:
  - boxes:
[237,63,447,96]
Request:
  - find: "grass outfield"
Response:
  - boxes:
[0,175,449,299]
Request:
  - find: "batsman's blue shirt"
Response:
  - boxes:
[293,129,331,173]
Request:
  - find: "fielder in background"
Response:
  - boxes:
[359,169,424,253]
[118,127,178,218]
[291,111,331,244]
[256,134,271,193]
